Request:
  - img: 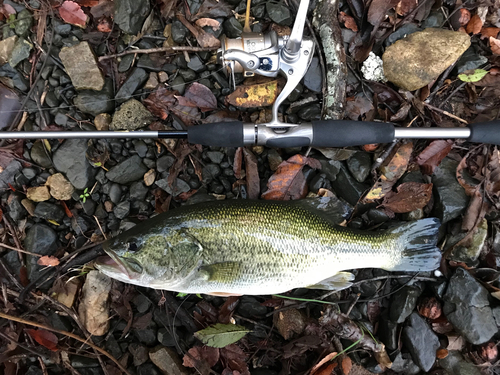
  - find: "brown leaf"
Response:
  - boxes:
[220,344,250,375]
[193,0,233,20]
[226,80,279,108]
[395,0,417,16]
[233,147,243,179]
[157,0,175,19]
[218,296,240,324]
[380,182,433,213]
[453,8,471,27]
[195,18,221,30]
[379,142,413,181]
[490,37,500,55]
[183,346,220,368]
[59,1,88,28]
[26,329,58,351]
[390,102,411,122]
[177,14,220,48]
[461,190,485,231]
[37,255,60,267]
[342,356,352,375]
[436,349,448,359]
[417,296,442,320]
[416,140,453,175]
[132,311,153,330]
[20,266,29,286]
[339,12,358,32]
[242,148,260,199]
[144,88,177,120]
[262,155,321,200]
[345,96,374,121]
[183,82,217,112]
[367,0,399,27]
[466,14,483,35]
[480,27,500,39]
[311,352,338,375]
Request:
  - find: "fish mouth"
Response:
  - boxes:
[95,249,142,280]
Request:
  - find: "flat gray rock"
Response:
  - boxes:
[53,138,96,190]
[403,313,440,372]
[106,155,148,184]
[59,42,104,91]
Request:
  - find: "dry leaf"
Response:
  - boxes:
[195,18,220,30]
[446,334,465,351]
[416,140,453,174]
[59,1,88,28]
[242,148,260,199]
[26,329,58,351]
[311,352,338,375]
[262,155,321,200]
[183,346,220,368]
[395,0,417,16]
[341,356,352,375]
[37,255,60,267]
[233,147,243,179]
[418,296,441,320]
[380,182,433,213]
[183,82,217,112]
[339,12,358,32]
[490,37,500,55]
[226,80,279,108]
[367,0,399,27]
[466,14,482,35]
[480,27,500,39]
[436,349,448,359]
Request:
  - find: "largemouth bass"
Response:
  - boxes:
[95,200,441,296]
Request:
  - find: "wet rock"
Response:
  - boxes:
[59,42,104,91]
[149,346,189,375]
[223,17,243,38]
[448,218,488,263]
[108,183,122,204]
[144,72,159,90]
[298,103,321,121]
[238,296,268,318]
[156,177,191,196]
[110,99,154,130]
[105,335,122,360]
[206,151,224,164]
[378,314,398,351]
[7,193,27,221]
[34,202,65,222]
[25,366,43,375]
[30,140,53,168]
[439,350,482,375]
[78,270,112,336]
[53,139,96,190]
[383,28,470,91]
[390,286,422,324]
[319,159,341,181]
[267,149,283,171]
[137,363,161,375]
[171,18,189,44]
[157,154,176,173]
[129,343,149,366]
[118,54,134,72]
[74,80,115,116]
[157,328,176,347]
[9,37,32,67]
[115,68,149,103]
[202,163,222,183]
[106,155,148,184]
[94,113,112,131]
[0,35,17,65]
[422,11,444,28]
[331,164,369,206]
[455,46,488,74]
[171,75,185,95]
[15,9,33,37]
[390,351,421,375]
[493,306,500,328]
[25,224,58,279]
[432,157,469,224]
[385,23,420,47]
[114,0,150,35]
[266,2,293,26]
[114,200,130,219]
[347,152,371,183]
[137,54,159,71]
[46,173,74,201]
[403,312,439,372]
[187,55,206,73]
[26,186,51,202]
[304,57,322,93]
[443,267,497,345]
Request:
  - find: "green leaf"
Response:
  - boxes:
[176,292,188,297]
[458,69,489,82]
[194,323,250,348]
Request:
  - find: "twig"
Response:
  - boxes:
[438,81,466,109]
[0,242,42,257]
[0,311,132,375]
[423,102,468,124]
[345,293,361,317]
[2,215,24,252]
[98,46,217,61]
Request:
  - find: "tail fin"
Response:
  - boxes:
[386,218,442,272]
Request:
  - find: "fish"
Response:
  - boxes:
[95,199,441,296]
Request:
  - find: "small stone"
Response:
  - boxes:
[187,55,206,73]
[118,54,134,73]
[390,352,421,375]
[24,224,58,280]
[108,183,122,204]
[156,177,191,196]
[130,181,149,200]
[129,343,149,366]
[15,9,33,37]
[403,313,440,372]
[59,42,104,91]
[74,80,115,116]
[267,149,283,171]
[297,103,321,121]
[455,46,489,74]
[34,202,65,222]
[133,326,157,346]
[266,2,293,26]
[0,35,18,65]
[137,363,161,375]
[30,140,53,169]
[114,0,150,34]
[347,152,371,182]
[27,186,51,202]
[238,296,268,318]
[157,328,176,347]
[163,24,177,48]
[331,164,369,206]
[53,139,96,190]
[144,169,156,186]
[45,173,75,201]
[137,54,159,71]
[439,350,482,375]
[383,28,471,91]
[114,200,130,219]
[378,314,398,351]
[54,112,68,126]
[171,18,189,44]
[361,52,386,82]
[390,286,422,324]
[206,151,224,164]
[94,113,112,131]
[110,99,154,130]
[202,163,221,183]
[9,37,33,67]
[384,23,420,47]
[106,155,148,184]
[7,193,27,221]
[134,140,148,158]
[158,71,169,83]
[304,57,322,93]
[115,68,149,102]
[223,17,243,38]
[149,347,189,375]
[144,72,159,90]
[21,199,36,216]
[274,308,305,340]
[78,271,112,336]
[170,75,185,95]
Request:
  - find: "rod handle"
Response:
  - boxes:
[468,121,500,144]
[311,120,395,147]
[187,121,245,147]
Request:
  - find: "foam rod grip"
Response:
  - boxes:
[187,121,244,147]
[468,121,500,145]
[311,121,395,147]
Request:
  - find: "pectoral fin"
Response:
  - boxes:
[305,272,355,291]
[205,292,242,297]
[199,262,242,283]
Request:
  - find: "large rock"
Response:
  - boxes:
[110,99,154,130]
[106,155,148,184]
[447,218,488,263]
[74,80,115,116]
[53,139,96,190]
[115,68,149,103]
[402,313,440,372]
[383,28,470,91]
[24,224,58,280]
[389,286,422,324]
[59,42,104,91]
[439,350,482,375]
[443,267,497,345]
[9,37,32,67]
[114,0,150,35]
[0,35,18,65]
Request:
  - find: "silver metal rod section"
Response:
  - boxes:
[284,0,309,56]
[394,128,471,139]
[0,131,184,139]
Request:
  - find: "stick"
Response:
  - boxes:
[0,311,132,375]
[98,46,217,61]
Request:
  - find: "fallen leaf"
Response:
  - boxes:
[262,154,321,200]
[219,344,250,375]
[345,96,374,121]
[480,27,500,39]
[78,270,112,336]
[233,147,243,179]
[436,349,448,359]
[417,296,442,320]
[490,37,500,55]
[218,296,240,324]
[183,346,220,368]
[339,12,358,32]
[177,14,220,48]
[466,14,482,34]
[97,16,113,32]
[59,1,88,28]
[342,356,352,375]
[310,352,338,375]
[367,0,399,27]
[380,182,433,213]
[416,140,453,174]
[242,148,260,199]
[52,277,80,308]
[194,323,250,348]
[183,82,217,112]
[315,363,337,375]
[458,69,489,82]
[26,329,58,351]
[226,80,279,108]
[37,255,60,267]
[195,18,220,30]
[395,0,417,16]
[453,8,471,27]
[46,173,75,201]
[76,0,99,6]
[193,0,233,20]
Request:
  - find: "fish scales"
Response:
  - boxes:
[96,200,441,295]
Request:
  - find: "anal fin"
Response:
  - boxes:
[305,271,354,291]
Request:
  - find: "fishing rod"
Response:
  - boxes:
[1,0,498,148]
